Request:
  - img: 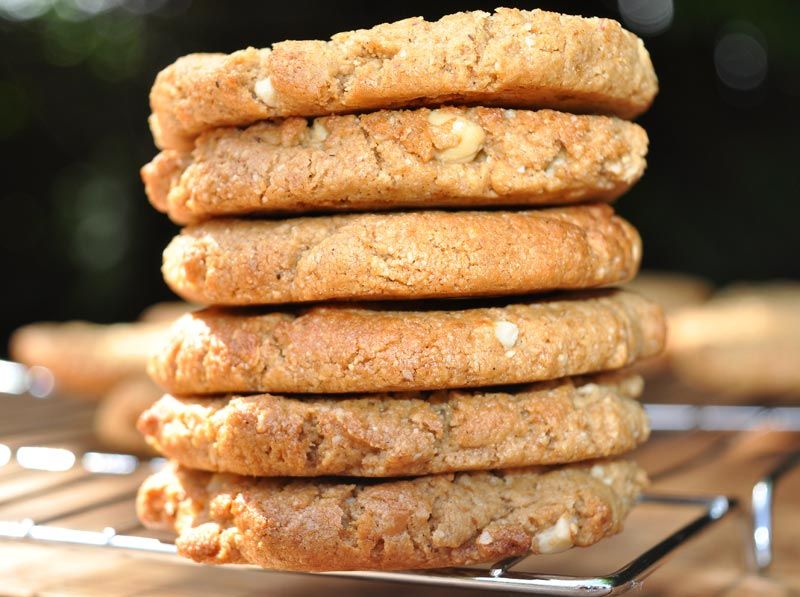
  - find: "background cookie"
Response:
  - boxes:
[139,372,648,477]
[623,270,713,375]
[149,8,657,149]
[669,282,800,399]
[163,205,641,305]
[94,376,162,454]
[144,108,648,223]
[10,320,169,398]
[624,271,713,314]
[148,290,665,394]
[137,459,647,571]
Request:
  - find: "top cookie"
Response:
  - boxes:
[149,8,658,149]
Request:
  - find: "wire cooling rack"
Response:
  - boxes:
[1,359,798,594]
[0,449,734,596]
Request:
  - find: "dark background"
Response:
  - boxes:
[1,0,799,353]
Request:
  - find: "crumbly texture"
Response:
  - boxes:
[143,108,648,223]
[10,321,169,398]
[162,204,641,305]
[149,8,657,150]
[139,372,648,477]
[148,289,665,394]
[669,283,800,398]
[137,459,647,571]
[94,377,162,455]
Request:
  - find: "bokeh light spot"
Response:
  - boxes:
[715,31,768,92]
[0,0,51,21]
[618,0,674,36]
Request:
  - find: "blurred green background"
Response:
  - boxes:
[1,0,799,352]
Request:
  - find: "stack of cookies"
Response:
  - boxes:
[136,8,665,572]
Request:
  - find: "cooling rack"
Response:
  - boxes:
[0,452,735,596]
[1,358,797,595]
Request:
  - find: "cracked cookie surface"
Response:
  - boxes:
[139,372,649,477]
[137,459,646,571]
[148,289,666,394]
[143,108,648,223]
[149,8,657,149]
[161,204,641,305]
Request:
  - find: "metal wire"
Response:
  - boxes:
[2,362,794,594]
[0,494,735,595]
[322,494,735,595]
[0,447,737,596]
[750,450,800,572]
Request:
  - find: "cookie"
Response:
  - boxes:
[670,283,800,398]
[94,377,162,455]
[149,8,657,150]
[143,108,648,223]
[10,321,169,398]
[148,289,665,394]
[137,459,646,571]
[162,204,641,305]
[624,271,713,314]
[139,371,647,477]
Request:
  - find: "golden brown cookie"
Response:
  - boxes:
[670,283,800,399]
[149,8,657,149]
[148,289,665,394]
[94,377,162,455]
[10,321,169,398]
[162,205,641,305]
[137,459,646,571]
[139,372,648,477]
[144,108,648,223]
